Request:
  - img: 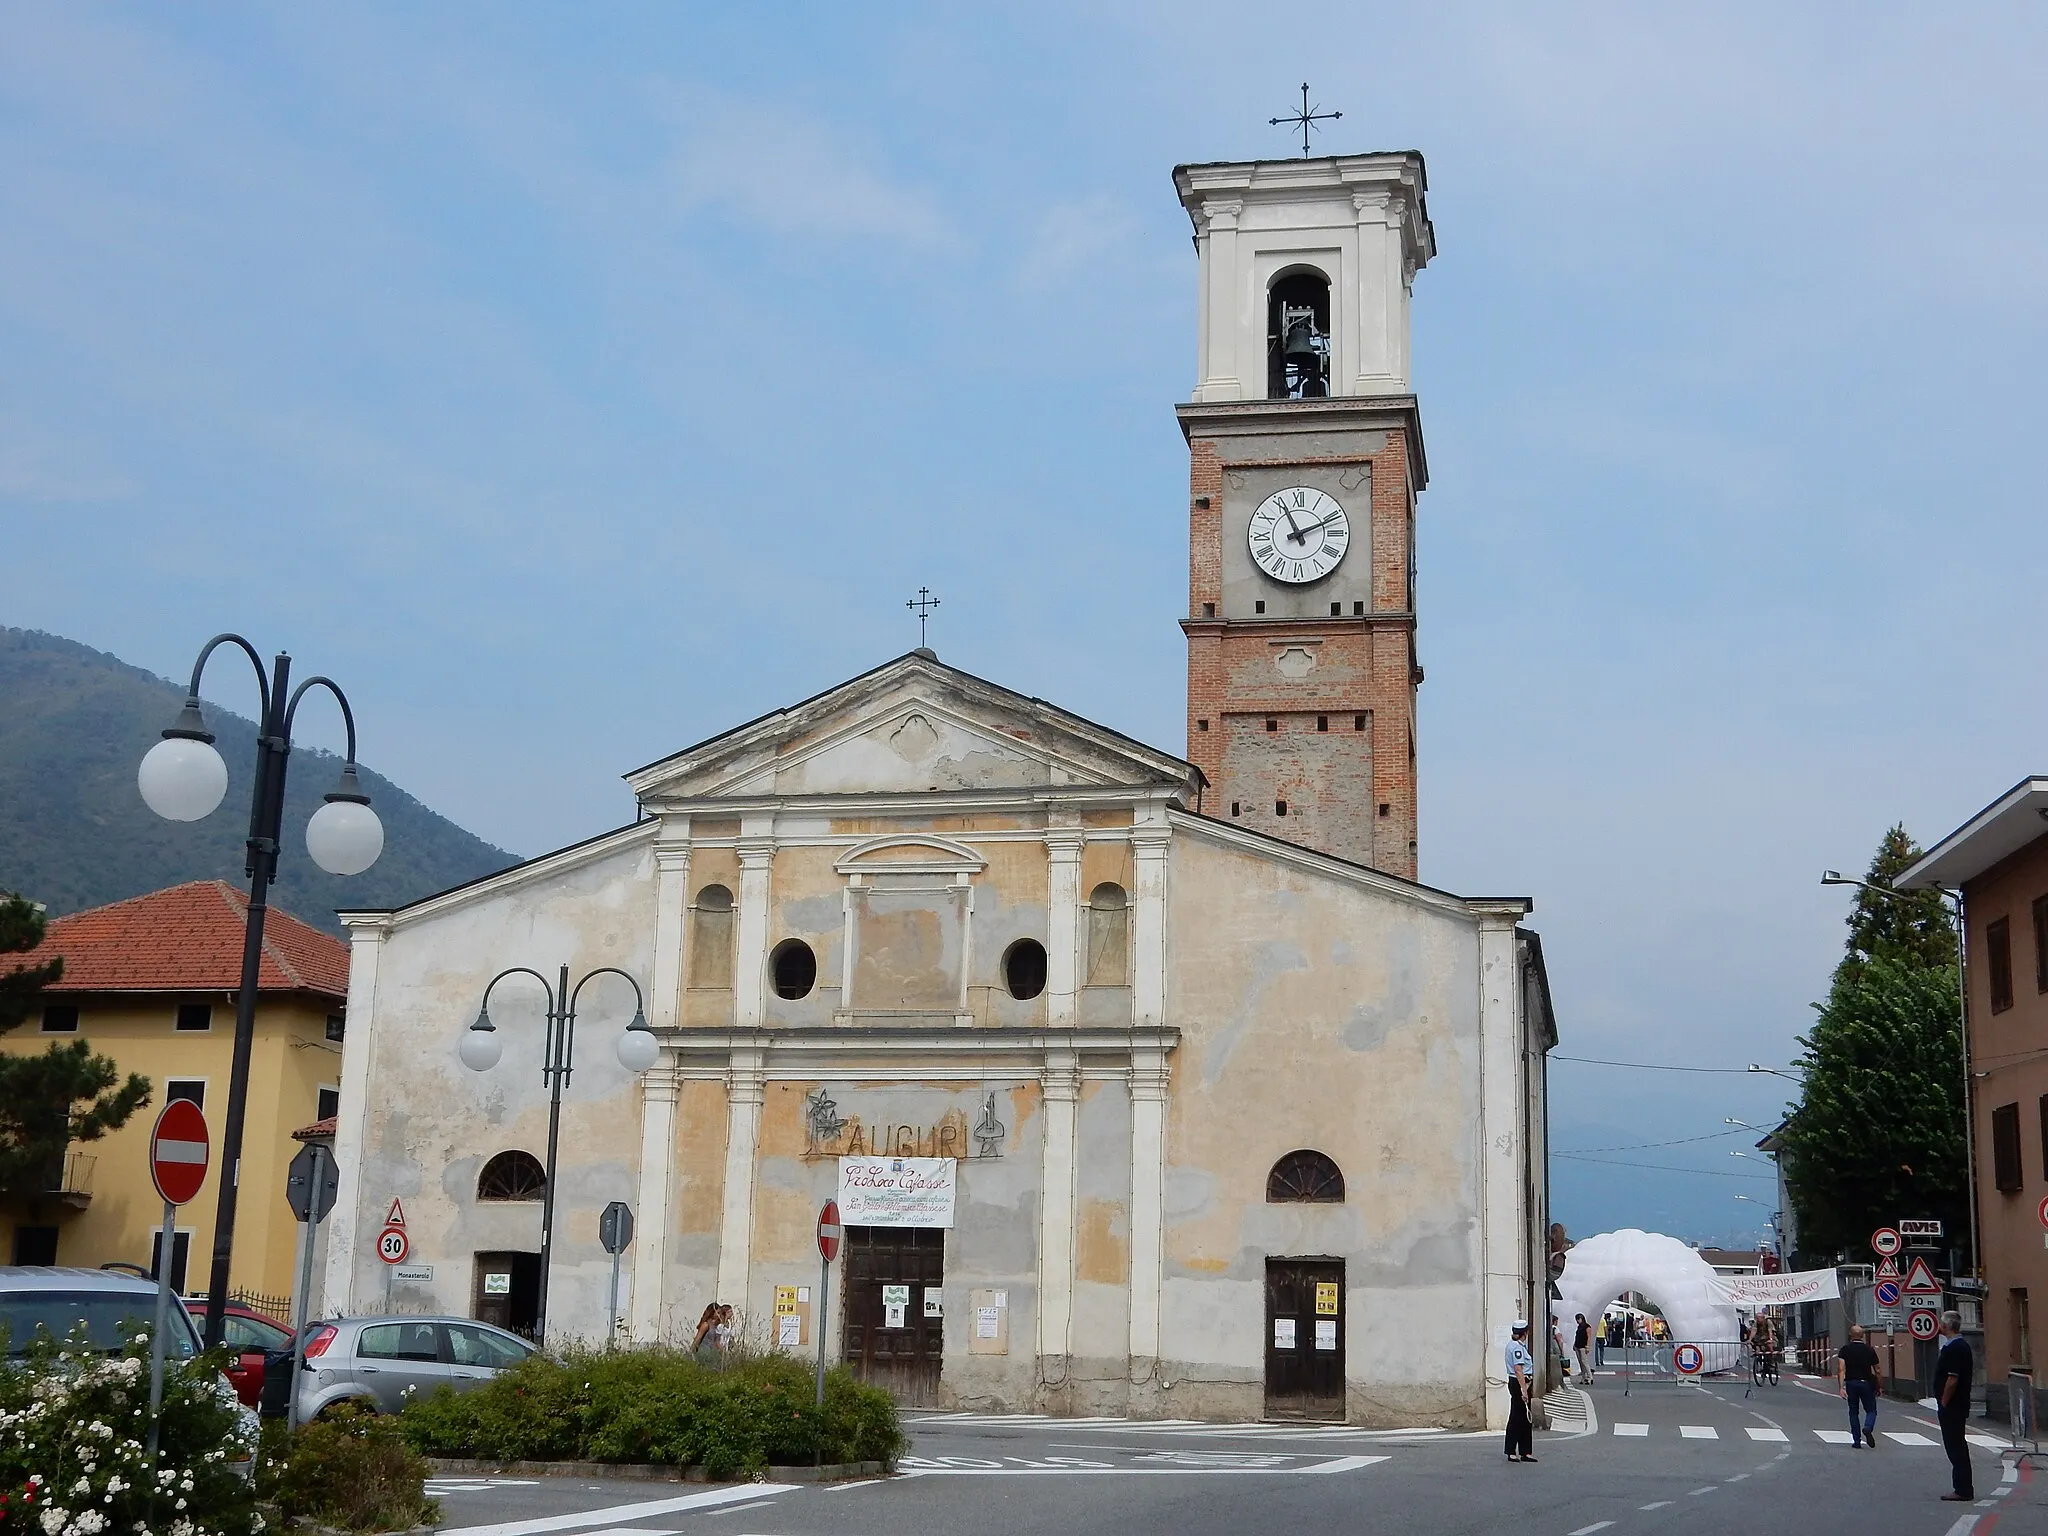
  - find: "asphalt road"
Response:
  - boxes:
[425,1365,2048,1536]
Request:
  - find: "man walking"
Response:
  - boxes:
[1505,1319,1537,1462]
[1573,1313,1593,1385]
[1835,1324,1882,1447]
[1933,1310,1975,1502]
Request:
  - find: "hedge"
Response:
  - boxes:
[398,1348,903,1480]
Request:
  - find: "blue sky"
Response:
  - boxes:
[7,4,2047,1247]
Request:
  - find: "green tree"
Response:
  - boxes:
[1776,828,1967,1263]
[0,889,151,1195]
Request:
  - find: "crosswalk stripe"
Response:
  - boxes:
[1613,1423,1649,1436]
[1885,1432,1937,1446]
[1815,1429,1854,1444]
[1745,1428,1787,1441]
[1968,1435,2007,1450]
[1679,1426,1717,1439]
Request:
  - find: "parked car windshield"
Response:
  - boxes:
[0,1291,201,1357]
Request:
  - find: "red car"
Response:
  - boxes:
[182,1301,295,1407]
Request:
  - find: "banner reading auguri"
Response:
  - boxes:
[836,1156,958,1227]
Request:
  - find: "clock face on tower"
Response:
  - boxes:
[1248,487,1350,584]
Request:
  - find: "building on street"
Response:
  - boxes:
[1902,776,2048,1417]
[322,148,1560,1428]
[2,880,348,1307]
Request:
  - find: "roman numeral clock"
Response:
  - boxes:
[1248,487,1350,584]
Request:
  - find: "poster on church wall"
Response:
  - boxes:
[836,1156,957,1227]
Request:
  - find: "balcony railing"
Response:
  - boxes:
[45,1151,95,1207]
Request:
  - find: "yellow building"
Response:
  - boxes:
[2,880,347,1310]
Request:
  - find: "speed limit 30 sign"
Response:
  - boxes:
[1909,1309,1939,1341]
[377,1226,410,1265]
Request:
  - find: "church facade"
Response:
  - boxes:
[321,150,1557,1428]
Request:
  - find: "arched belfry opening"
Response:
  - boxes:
[1267,270,1331,399]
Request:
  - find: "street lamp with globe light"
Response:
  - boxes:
[136,634,383,1349]
[460,964,659,1344]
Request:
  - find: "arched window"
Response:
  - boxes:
[1267,1149,1345,1203]
[1085,882,1129,987]
[1267,270,1331,399]
[689,884,735,990]
[477,1150,548,1202]
[770,938,818,1000]
[1002,938,1047,1000]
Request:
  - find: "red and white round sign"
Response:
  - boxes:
[1909,1309,1938,1341]
[1673,1342,1705,1376]
[816,1199,842,1263]
[377,1226,410,1265]
[149,1099,210,1207]
[1871,1227,1902,1258]
[2037,1194,2048,1230]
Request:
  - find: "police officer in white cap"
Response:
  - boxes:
[1505,1319,1537,1461]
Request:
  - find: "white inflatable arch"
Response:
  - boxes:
[1552,1228,1740,1348]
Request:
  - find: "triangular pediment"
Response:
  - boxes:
[625,652,1197,804]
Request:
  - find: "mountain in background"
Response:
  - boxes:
[0,627,518,930]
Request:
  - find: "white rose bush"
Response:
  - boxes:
[0,1329,258,1536]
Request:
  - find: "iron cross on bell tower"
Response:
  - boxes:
[1270,83,1341,155]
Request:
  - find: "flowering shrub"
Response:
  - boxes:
[255,1406,434,1534]
[0,1328,258,1536]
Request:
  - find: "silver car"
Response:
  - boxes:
[288,1314,536,1418]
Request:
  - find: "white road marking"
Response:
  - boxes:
[1688,1486,1718,1496]
[898,1454,1388,1477]
[1941,1515,1980,1536]
[1639,1502,1672,1511]
[1727,1473,1749,1481]
[1885,1431,1938,1446]
[1968,1435,2007,1450]
[822,1480,882,1493]
[1744,1427,1787,1441]
[1612,1423,1649,1436]
[1679,1426,1717,1439]
[1814,1429,1855,1444]
[437,1485,795,1536]
[1568,1524,1613,1535]
[2005,1464,2021,1485]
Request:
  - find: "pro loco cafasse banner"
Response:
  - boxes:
[836,1156,958,1228]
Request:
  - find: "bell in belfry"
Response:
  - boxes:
[1278,302,1328,397]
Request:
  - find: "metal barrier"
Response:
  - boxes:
[2011,1370,2039,1459]
[1611,1340,1751,1395]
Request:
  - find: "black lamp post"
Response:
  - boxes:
[137,635,383,1350]
[460,964,659,1346]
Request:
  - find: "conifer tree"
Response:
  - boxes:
[1775,828,1968,1263]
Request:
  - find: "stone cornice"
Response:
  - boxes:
[1175,396,1427,491]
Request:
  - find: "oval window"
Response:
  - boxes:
[770,938,818,1000]
[1003,939,1048,1000]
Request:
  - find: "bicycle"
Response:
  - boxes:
[1751,1345,1780,1387]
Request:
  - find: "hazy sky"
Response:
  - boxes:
[7,4,2046,1246]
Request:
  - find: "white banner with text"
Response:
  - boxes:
[836,1156,958,1228]
[1712,1267,1842,1306]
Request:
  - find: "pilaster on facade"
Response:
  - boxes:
[714,1051,767,1308]
[1131,821,1170,1029]
[1127,1046,1170,1369]
[1046,829,1084,1026]
[734,830,773,1031]
[1037,1049,1082,1365]
[323,918,389,1316]
[629,1062,680,1340]
[649,830,692,1032]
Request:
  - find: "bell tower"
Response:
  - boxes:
[1175,153,1434,877]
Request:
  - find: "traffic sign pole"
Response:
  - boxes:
[814,1198,842,1458]
[146,1197,174,1460]
[285,1142,332,1431]
[143,1100,209,1463]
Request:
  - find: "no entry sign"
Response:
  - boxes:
[817,1199,842,1263]
[149,1100,209,1207]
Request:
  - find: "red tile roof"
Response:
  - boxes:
[29,881,349,1000]
[292,1117,337,1142]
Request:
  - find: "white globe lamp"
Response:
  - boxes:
[459,1009,504,1072]
[305,766,384,877]
[616,1009,661,1073]
[138,716,229,823]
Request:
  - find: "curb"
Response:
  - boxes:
[425,1457,887,1484]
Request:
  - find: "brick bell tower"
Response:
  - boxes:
[1175,153,1434,878]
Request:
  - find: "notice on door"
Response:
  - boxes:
[838,1156,957,1227]
[482,1272,511,1295]
[1315,1282,1340,1316]
[883,1283,910,1329]
[1315,1318,1337,1351]
[1274,1317,1297,1349]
